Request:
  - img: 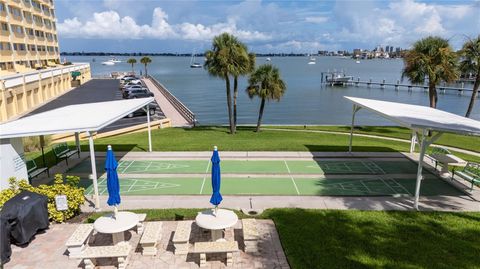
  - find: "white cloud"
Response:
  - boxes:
[57,7,270,42]
[305,16,329,24]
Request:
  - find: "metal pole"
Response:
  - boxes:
[410,131,416,153]
[75,132,81,157]
[413,130,427,210]
[87,131,100,211]
[146,104,152,152]
[349,105,358,153]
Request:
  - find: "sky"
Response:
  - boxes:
[55,0,480,53]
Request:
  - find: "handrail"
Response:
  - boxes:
[146,75,197,126]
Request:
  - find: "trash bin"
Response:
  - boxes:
[0,191,49,245]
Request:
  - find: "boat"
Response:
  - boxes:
[101,60,115,66]
[308,60,316,65]
[110,58,122,63]
[190,51,202,68]
[308,55,316,65]
[356,60,360,64]
[325,71,353,86]
[266,57,271,62]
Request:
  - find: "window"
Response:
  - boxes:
[34,30,44,38]
[23,0,31,5]
[0,42,12,51]
[13,43,26,51]
[52,22,56,30]
[33,15,43,25]
[0,3,5,12]
[23,11,32,22]
[28,44,36,51]
[31,0,41,10]
[54,47,58,52]
[25,28,34,36]
[8,6,22,18]
[1,22,8,31]
[44,19,51,27]
[42,5,50,16]
[11,25,23,35]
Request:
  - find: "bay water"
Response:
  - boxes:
[68,56,480,125]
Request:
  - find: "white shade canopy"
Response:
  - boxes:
[345,96,480,136]
[0,98,154,139]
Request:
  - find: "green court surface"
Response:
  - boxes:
[80,176,462,197]
[69,159,423,175]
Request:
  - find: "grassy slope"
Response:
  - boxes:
[264,125,480,153]
[83,208,480,269]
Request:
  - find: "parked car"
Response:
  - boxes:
[120,80,142,90]
[123,88,154,99]
[120,76,138,85]
[125,103,156,118]
[121,84,145,94]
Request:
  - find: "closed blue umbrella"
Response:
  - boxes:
[105,145,121,216]
[209,146,223,213]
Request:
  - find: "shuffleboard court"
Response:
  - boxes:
[80,176,463,197]
[69,159,424,175]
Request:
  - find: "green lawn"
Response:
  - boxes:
[264,125,480,153]
[83,208,480,269]
[24,126,480,170]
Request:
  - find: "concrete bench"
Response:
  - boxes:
[71,243,131,269]
[26,159,49,184]
[453,162,480,191]
[172,221,192,255]
[139,221,162,256]
[136,213,147,234]
[52,142,79,166]
[65,224,94,257]
[191,241,239,267]
[242,219,259,253]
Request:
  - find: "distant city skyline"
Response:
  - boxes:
[55,0,479,53]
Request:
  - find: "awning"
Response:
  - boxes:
[0,98,155,210]
[344,96,480,210]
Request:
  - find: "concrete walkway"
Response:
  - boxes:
[143,78,189,127]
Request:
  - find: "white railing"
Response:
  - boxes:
[1,63,91,89]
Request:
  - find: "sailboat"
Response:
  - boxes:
[190,51,202,68]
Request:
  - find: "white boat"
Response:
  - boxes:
[110,58,122,63]
[101,60,115,66]
[266,57,271,62]
[308,60,316,65]
[190,51,202,68]
[325,71,353,86]
[356,60,360,64]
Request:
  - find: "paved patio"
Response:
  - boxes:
[6,219,289,269]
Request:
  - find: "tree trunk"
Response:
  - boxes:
[225,76,234,134]
[144,64,148,76]
[256,98,266,132]
[233,76,238,133]
[131,64,134,73]
[428,81,437,108]
[465,67,480,117]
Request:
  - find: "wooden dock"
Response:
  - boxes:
[143,76,196,127]
[323,76,474,95]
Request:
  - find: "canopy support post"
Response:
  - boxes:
[146,104,152,152]
[75,132,81,156]
[413,130,443,210]
[349,105,361,153]
[87,131,100,211]
[410,131,417,153]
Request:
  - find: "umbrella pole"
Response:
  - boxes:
[114,205,118,219]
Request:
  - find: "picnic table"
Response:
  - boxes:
[431,153,467,178]
[195,209,238,241]
[93,211,139,245]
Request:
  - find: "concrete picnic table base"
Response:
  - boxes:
[195,208,238,241]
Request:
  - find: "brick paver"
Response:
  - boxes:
[5,220,289,269]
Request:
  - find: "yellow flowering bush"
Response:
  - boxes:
[0,175,85,223]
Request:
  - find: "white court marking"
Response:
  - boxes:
[199,161,211,194]
[284,160,300,195]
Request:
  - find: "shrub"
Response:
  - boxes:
[0,175,85,223]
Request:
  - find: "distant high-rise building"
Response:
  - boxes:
[396,47,401,53]
[389,46,393,53]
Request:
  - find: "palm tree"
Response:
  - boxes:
[246,64,286,132]
[460,35,480,117]
[233,49,256,133]
[204,33,251,134]
[127,58,136,73]
[140,56,152,76]
[402,36,459,108]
